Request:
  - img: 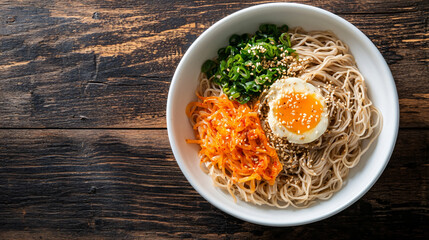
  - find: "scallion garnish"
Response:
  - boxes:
[201,24,296,104]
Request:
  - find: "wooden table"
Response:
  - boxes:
[1,0,428,239]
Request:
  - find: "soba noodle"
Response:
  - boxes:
[188,27,382,208]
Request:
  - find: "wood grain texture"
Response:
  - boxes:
[0,0,428,128]
[0,0,428,239]
[0,129,428,239]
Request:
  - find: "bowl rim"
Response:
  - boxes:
[167,2,399,226]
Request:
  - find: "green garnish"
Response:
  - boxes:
[201,23,296,104]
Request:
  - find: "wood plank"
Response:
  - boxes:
[0,129,427,239]
[1,1,428,128]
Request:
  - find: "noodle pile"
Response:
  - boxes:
[187,27,382,208]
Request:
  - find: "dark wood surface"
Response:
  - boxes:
[1,0,428,239]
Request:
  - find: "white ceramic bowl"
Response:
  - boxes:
[167,3,399,226]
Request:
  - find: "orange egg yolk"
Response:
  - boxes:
[273,92,324,134]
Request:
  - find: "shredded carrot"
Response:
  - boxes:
[186,94,283,192]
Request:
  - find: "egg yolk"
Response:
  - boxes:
[272,92,323,134]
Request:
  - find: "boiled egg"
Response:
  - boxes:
[266,77,328,144]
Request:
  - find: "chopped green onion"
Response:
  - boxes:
[201,23,296,103]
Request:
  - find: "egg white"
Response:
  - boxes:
[266,77,329,144]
